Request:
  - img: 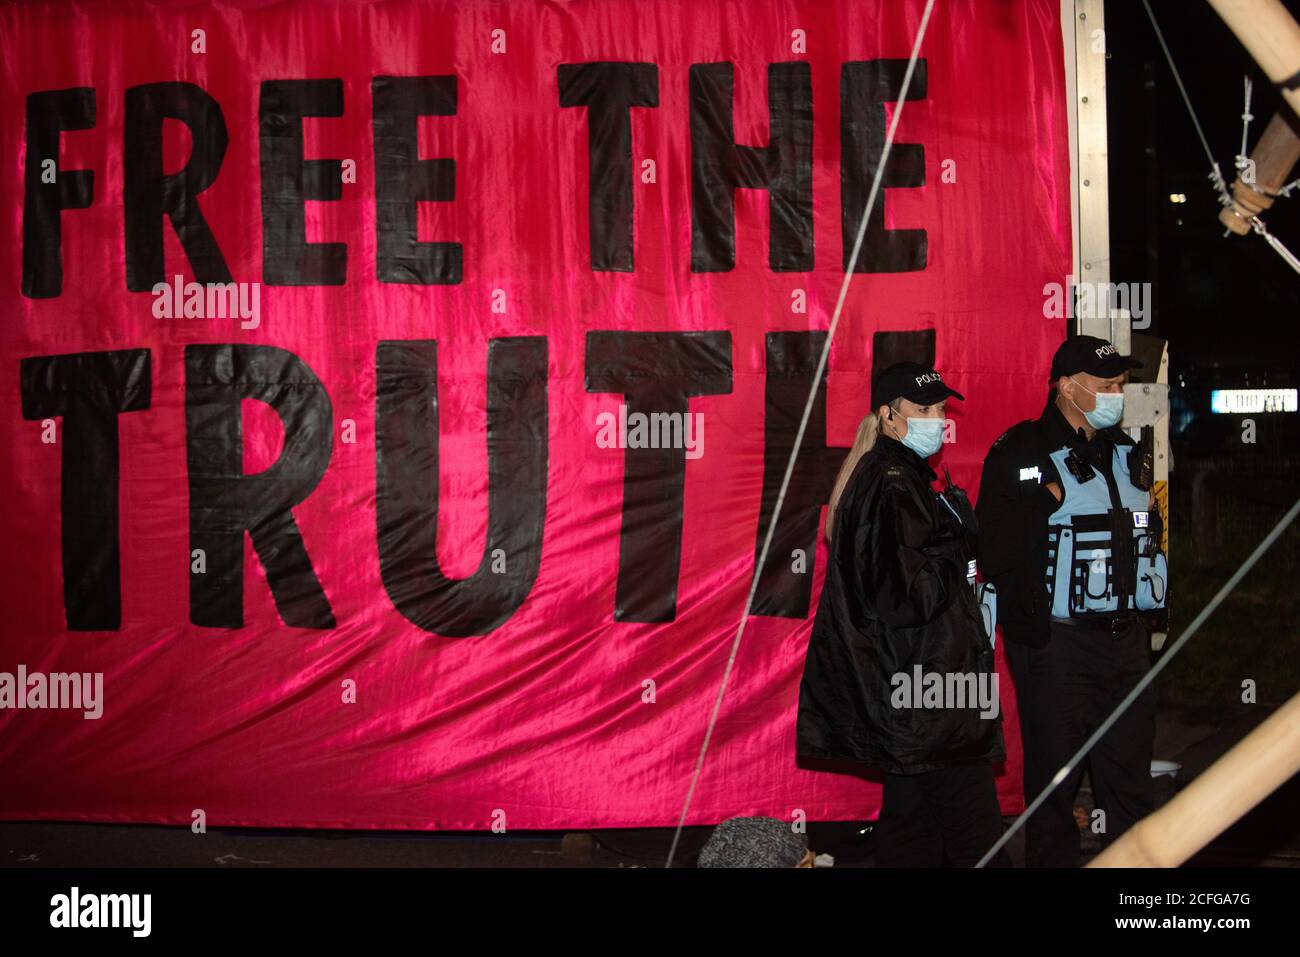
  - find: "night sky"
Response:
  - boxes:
[1104,0,1299,383]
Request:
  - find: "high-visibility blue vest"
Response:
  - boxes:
[1044,444,1168,620]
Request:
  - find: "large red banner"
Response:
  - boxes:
[1,0,1071,829]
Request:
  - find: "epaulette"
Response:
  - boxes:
[989,419,1033,451]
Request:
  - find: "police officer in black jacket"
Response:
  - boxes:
[975,335,1168,867]
[797,362,1008,868]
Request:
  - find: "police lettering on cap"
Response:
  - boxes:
[871,361,965,409]
[1050,335,1143,380]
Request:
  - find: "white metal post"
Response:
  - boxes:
[1063,1,1170,649]
[1068,0,1121,346]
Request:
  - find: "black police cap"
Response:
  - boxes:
[1050,335,1143,379]
[871,361,964,410]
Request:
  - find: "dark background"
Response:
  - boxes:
[1106,0,1299,441]
[1104,0,1299,712]
[1096,0,1299,870]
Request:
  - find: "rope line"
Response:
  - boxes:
[1252,216,1300,274]
[1237,76,1254,178]
[663,0,938,868]
[1141,0,1231,204]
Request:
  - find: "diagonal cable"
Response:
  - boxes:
[976,497,1300,867]
[664,0,938,868]
[1141,0,1231,203]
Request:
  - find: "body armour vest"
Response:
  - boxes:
[1044,444,1168,620]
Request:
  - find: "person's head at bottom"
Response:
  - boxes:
[696,816,814,867]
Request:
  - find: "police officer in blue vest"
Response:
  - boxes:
[975,335,1168,867]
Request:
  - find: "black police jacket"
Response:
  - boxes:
[796,434,1005,774]
[974,395,1136,647]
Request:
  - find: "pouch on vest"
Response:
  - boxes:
[1044,446,1168,620]
[1134,516,1168,610]
[1046,513,1136,618]
[1135,550,1168,610]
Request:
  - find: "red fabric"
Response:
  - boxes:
[0,0,1069,828]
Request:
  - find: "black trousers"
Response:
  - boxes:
[1005,619,1155,868]
[875,762,1010,867]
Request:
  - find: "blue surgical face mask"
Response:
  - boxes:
[900,417,945,458]
[1069,377,1124,429]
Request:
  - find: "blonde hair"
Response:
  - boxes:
[825,399,900,543]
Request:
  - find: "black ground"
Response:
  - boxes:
[3,705,1294,869]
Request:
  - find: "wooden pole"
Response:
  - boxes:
[1220,109,1300,234]
[1088,690,1300,867]
[1207,0,1300,118]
